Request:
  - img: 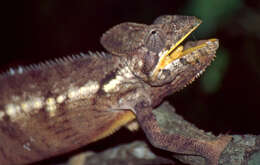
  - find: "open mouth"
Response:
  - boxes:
[151,20,217,79]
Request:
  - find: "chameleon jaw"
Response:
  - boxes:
[151,38,218,80]
[151,20,203,79]
[152,38,218,82]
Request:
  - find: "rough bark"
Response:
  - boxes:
[50,102,260,165]
[154,102,260,165]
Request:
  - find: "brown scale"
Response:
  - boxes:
[0,15,230,165]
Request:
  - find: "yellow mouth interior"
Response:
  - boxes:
[160,38,217,69]
[152,21,206,79]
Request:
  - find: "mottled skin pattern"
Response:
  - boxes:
[0,15,230,165]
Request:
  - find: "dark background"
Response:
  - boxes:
[1,0,260,164]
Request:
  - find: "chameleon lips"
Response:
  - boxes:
[151,20,202,79]
[157,38,218,78]
[181,38,218,56]
[166,38,218,67]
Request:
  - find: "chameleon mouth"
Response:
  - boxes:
[151,20,213,79]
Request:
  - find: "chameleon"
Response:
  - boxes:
[0,15,231,165]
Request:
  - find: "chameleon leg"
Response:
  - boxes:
[135,101,231,165]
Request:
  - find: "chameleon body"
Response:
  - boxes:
[0,15,230,165]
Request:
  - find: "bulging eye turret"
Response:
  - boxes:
[144,29,166,53]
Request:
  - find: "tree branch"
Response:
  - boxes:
[153,102,260,165]
[67,102,260,165]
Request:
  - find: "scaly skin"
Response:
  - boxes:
[0,15,230,165]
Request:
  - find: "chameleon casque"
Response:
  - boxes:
[0,15,231,165]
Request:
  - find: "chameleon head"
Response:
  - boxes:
[101,15,218,86]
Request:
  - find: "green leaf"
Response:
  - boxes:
[200,48,229,94]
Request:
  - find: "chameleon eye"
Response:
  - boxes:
[143,52,159,74]
[145,29,166,53]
